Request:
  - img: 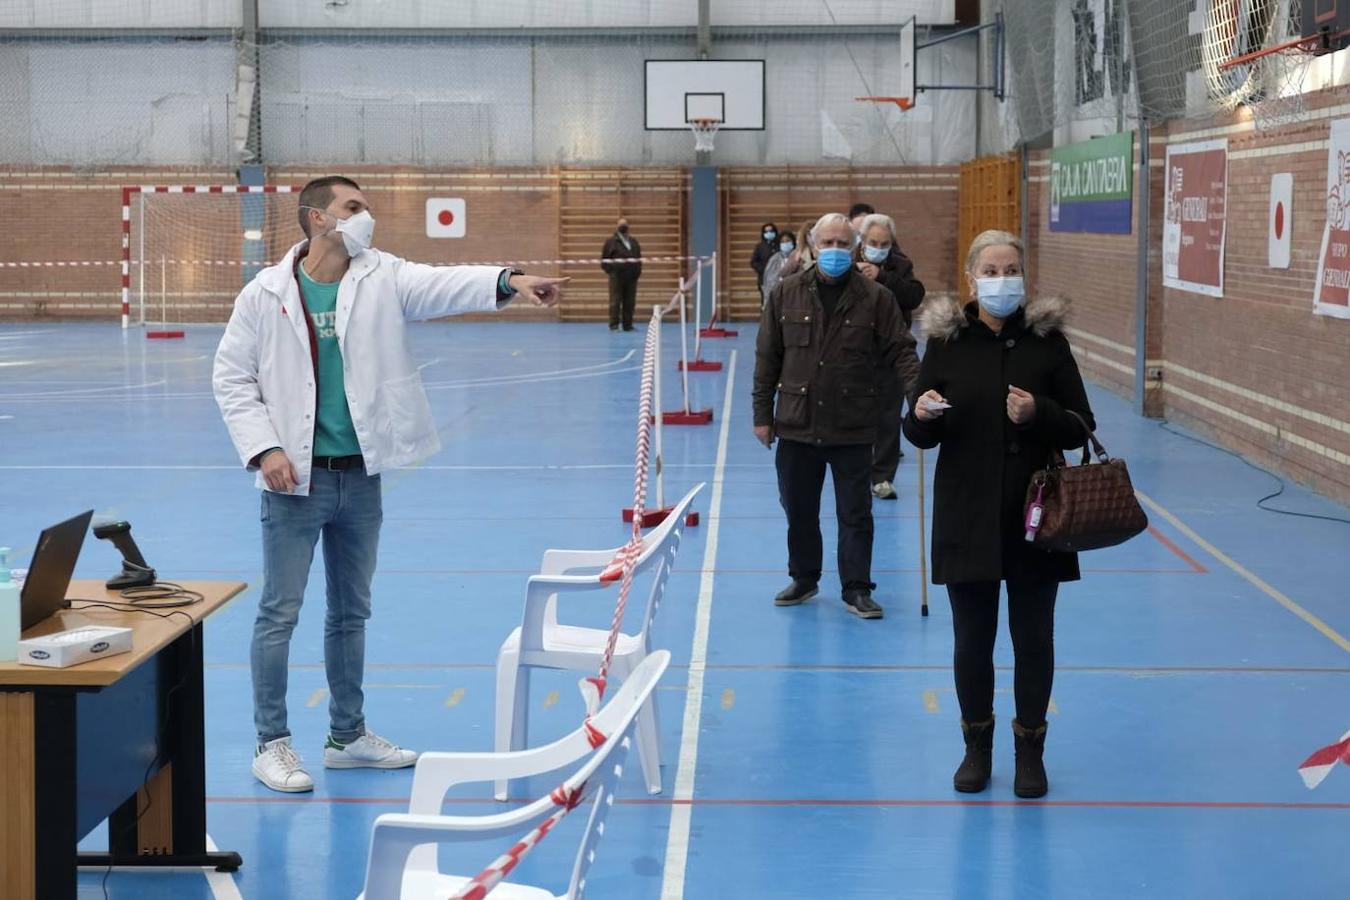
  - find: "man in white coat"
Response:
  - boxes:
[213,176,566,792]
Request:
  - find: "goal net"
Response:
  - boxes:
[126,185,300,327]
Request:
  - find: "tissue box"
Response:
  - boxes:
[18,626,133,668]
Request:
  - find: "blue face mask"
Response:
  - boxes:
[863,245,890,264]
[975,275,1025,318]
[780,242,795,256]
[816,247,853,278]
[764,230,777,241]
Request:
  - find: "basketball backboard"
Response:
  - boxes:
[643,60,766,130]
[1306,0,1350,51]
[900,17,916,104]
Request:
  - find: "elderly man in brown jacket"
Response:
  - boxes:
[752,212,921,619]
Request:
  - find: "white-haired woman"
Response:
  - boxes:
[854,212,926,500]
[901,229,1094,799]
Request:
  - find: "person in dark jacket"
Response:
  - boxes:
[847,202,874,231]
[753,213,921,620]
[902,229,1094,800]
[749,222,779,291]
[856,212,926,500]
[601,217,642,331]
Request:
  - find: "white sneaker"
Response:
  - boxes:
[871,480,898,500]
[323,729,419,769]
[252,737,314,793]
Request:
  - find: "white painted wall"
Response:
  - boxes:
[0,0,239,29]
[0,39,235,164]
[0,0,955,31]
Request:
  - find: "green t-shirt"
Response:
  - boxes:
[299,264,361,458]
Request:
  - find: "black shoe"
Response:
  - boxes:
[843,590,884,619]
[1012,719,1049,799]
[773,580,818,606]
[953,718,994,793]
[622,325,635,331]
[608,324,619,331]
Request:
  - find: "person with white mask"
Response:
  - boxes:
[854,212,925,501]
[213,176,567,793]
[903,229,1094,800]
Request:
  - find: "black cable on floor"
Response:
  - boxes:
[1158,419,1350,527]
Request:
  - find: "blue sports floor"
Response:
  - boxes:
[1,321,1348,899]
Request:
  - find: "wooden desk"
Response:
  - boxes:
[0,580,245,900]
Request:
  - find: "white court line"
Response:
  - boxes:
[661,348,736,899]
[204,834,244,900]
[422,349,636,389]
[0,379,167,399]
[1136,491,1350,655]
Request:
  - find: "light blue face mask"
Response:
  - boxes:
[764,230,777,241]
[816,247,853,278]
[780,242,795,256]
[863,245,890,264]
[976,275,1025,318]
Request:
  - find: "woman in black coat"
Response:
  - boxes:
[902,229,1094,799]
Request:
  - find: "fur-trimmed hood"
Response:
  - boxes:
[918,293,1070,341]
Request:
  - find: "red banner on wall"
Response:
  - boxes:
[1315,118,1350,319]
[1162,139,1228,298]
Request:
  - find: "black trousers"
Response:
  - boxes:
[871,375,903,484]
[776,438,875,592]
[946,579,1058,727]
[608,276,638,328]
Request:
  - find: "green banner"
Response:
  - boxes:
[1049,132,1134,234]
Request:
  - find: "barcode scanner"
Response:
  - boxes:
[92,520,157,589]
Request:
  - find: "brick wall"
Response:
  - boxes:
[719,166,961,320]
[1024,89,1350,503]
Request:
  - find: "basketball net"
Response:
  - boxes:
[689,117,721,153]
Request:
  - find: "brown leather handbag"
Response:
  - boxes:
[1023,411,1148,552]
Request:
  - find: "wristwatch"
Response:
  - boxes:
[497,267,525,299]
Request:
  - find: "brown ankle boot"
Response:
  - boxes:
[1012,719,1049,798]
[953,718,994,793]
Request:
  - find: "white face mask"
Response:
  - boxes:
[305,206,375,257]
[975,275,1025,318]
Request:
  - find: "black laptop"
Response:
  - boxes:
[20,510,94,631]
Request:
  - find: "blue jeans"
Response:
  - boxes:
[252,466,382,744]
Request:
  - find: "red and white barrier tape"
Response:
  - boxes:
[1,255,706,269]
[1298,728,1350,789]
[449,306,664,900]
[449,785,587,900]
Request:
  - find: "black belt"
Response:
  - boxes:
[312,455,364,471]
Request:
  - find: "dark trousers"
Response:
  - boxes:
[946,579,1059,727]
[776,438,875,592]
[608,276,638,328]
[871,376,903,484]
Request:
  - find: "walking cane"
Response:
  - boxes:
[917,447,929,617]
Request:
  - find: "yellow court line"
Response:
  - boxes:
[306,688,328,708]
[922,690,940,713]
[543,690,560,709]
[445,687,466,708]
[1136,491,1350,656]
[720,688,735,711]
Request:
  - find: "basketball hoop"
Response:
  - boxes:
[1214,30,1346,131]
[689,117,721,153]
[856,96,916,111]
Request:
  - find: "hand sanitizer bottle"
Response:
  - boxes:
[0,548,19,662]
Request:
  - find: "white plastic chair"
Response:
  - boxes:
[358,650,671,900]
[494,482,704,800]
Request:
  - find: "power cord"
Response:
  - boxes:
[117,581,205,609]
[66,600,199,899]
[1158,419,1350,527]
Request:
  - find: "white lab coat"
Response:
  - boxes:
[212,241,508,495]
